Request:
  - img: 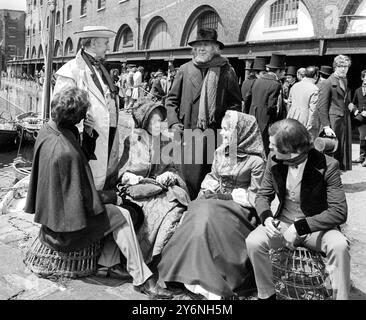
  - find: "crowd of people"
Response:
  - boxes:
[23,26,359,301]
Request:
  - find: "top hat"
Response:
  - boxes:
[286,66,297,76]
[252,57,268,71]
[266,53,286,69]
[74,26,116,38]
[188,28,224,49]
[319,65,333,76]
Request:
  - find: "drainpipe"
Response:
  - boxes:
[136,0,141,50]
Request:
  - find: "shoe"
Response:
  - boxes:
[96,265,131,279]
[352,156,365,163]
[134,282,174,300]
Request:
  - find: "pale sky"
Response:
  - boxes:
[0,0,26,11]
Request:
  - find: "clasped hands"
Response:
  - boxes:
[264,217,299,250]
[201,188,249,206]
[121,172,177,187]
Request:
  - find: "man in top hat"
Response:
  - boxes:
[242,57,267,113]
[165,28,242,199]
[283,66,298,110]
[318,65,332,84]
[53,26,119,191]
[249,53,287,156]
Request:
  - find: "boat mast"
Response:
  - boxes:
[42,0,57,120]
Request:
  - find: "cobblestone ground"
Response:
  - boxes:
[0,111,365,300]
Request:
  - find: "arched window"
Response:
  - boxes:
[144,18,171,49]
[269,0,299,28]
[80,0,87,16]
[26,48,30,59]
[54,41,62,57]
[33,24,36,34]
[33,0,37,7]
[46,16,49,29]
[98,0,106,10]
[64,38,74,56]
[114,25,134,51]
[66,5,72,21]
[181,7,222,46]
[56,11,61,25]
[31,46,37,59]
[38,45,44,58]
[40,0,43,6]
[27,27,30,36]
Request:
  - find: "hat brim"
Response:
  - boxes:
[320,71,332,76]
[74,29,116,38]
[266,64,286,69]
[188,39,224,50]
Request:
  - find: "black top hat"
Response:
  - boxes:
[252,57,268,71]
[319,65,333,76]
[286,66,297,76]
[266,53,286,70]
[188,28,224,49]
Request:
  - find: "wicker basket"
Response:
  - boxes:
[270,246,333,300]
[24,236,101,279]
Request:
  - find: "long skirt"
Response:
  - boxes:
[158,199,258,297]
[130,187,189,264]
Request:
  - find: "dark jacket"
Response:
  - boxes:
[248,73,282,133]
[150,78,166,100]
[24,121,125,252]
[352,86,366,112]
[241,76,256,114]
[165,60,242,130]
[318,73,351,128]
[255,148,347,236]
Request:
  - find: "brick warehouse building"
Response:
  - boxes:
[6,0,366,90]
[0,9,26,71]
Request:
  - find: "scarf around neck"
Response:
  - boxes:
[193,55,229,130]
[273,152,308,168]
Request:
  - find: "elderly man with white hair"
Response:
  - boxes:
[53,26,119,191]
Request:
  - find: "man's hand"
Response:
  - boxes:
[282,224,299,250]
[324,126,336,137]
[264,217,282,239]
[361,110,366,117]
[171,123,184,134]
[84,113,95,137]
[156,172,177,187]
[348,103,356,112]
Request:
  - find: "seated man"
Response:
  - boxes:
[246,118,350,300]
[24,87,172,300]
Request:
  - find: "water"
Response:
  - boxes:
[0,143,34,169]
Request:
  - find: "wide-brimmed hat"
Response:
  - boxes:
[74,26,116,38]
[252,57,268,71]
[266,53,286,69]
[319,65,333,76]
[286,66,297,76]
[132,98,167,130]
[188,28,224,50]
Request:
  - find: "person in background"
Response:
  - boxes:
[150,71,166,101]
[287,66,319,139]
[297,67,306,82]
[248,53,287,156]
[350,69,366,167]
[317,65,332,84]
[282,66,298,112]
[246,118,350,300]
[318,54,353,171]
[242,57,267,114]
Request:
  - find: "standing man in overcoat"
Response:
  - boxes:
[53,26,120,190]
[249,53,287,156]
[165,28,242,199]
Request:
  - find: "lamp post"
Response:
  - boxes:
[42,0,56,120]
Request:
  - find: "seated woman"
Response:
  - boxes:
[157,110,266,299]
[118,97,190,266]
[24,87,172,300]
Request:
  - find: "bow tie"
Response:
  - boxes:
[90,57,105,68]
